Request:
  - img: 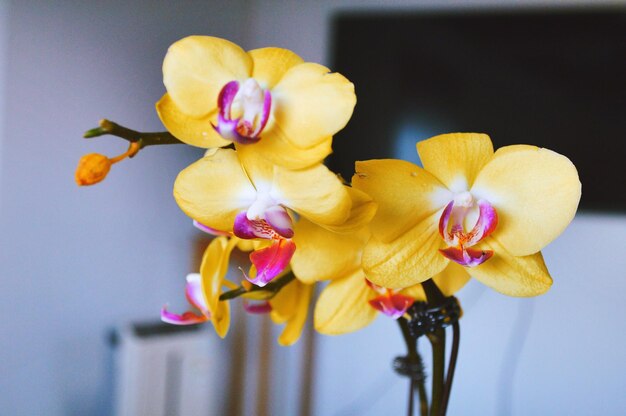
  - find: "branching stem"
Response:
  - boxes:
[83,119,184,149]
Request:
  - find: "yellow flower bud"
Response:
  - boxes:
[75,153,112,186]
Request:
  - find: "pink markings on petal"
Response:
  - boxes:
[438,195,498,267]
[212,79,271,144]
[254,90,272,138]
[243,300,273,314]
[438,200,455,244]
[369,293,415,319]
[185,274,209,315]
[439,246,494,267]
[161,306,208,325]
[247,239,296,287]
[264,205,294,238]
[193,220,231,236]
[465,199,498,247]
[234,211,279,240]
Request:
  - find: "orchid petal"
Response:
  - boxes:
[291,218,369,283]
[438,200,454,244]
[233,211,275,240]
[416,133,494,191]
[402,263,471,301]
[264,206,294,238]
[322,186,378,234]
[269,279,313,346]
[439,246,494,267]
[291,217,368,284]
[173,149,257,232]
[470,237,552,296]
[314,269,378,335]
[471,146,581,256]
[249,47,304,89]
[193,220,231,236]
[272,62,356,149]
[273,163,351,227]
[236,132,332,170]
[248,239,296,287]
[465,199,498,247]
[243,300,273,314]
[353,159,449,243]
[362,211,449,289]
[369,293,414,319]
[161,306,208,325]
[200,236,237,338]
[185,273,209,315]
[156,94,229,148]
[163,36,251,117]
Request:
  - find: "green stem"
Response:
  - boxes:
[427,328,446,416]
[218,272,296,301]
[398,318,429,416]
[83,119,184,149]
[422,279,447,416]
[440,321,460,416]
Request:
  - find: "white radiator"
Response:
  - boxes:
[113,322,217,416]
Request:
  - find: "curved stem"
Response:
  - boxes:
[219,272,296,301]
[440,321,460,416]
[427,328,446,416]
[417,379,428,416]
[408,378,415,416]
[83,119,184,148]
[398,318,429,416]
[421,279,447,416]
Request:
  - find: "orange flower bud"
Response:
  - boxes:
[75,153,112,186]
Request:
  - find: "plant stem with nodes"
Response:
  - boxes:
[83,119,185,149]
[420,278,461,416]
[219,272,296,301]
[398,318,429,416]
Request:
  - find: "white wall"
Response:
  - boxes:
[0,0,6,211]
[245,1,626,415]
[0,1,248,415]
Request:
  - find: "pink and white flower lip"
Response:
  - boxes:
[438,192,498,267]
[161,274,210,325]
[366,279,415,319]
[247,239,297,287]
[213,79,272,144]
[233,207,294,240]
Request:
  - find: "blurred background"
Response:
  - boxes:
[0,1,624,415]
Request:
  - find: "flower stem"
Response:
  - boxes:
[427,328,446,416]
[83,119,184,149]
[440,321,460,416]
[421,279,447,416]
[398,318,429,416]
[218,272,296,301]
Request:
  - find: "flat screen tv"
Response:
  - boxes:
[329,8,626,211]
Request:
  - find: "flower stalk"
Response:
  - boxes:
[399,279,462,416]
[397,318,429,416]
[83,119,184,148]
[219,271,296,301]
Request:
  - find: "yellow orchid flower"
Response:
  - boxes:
[289,186,470,335]
[315,263,470,335]
[156,36,356,169]
[353,133,581,296]
[173,146,351,287]
[268,278,314,346]
[162,235,238,338]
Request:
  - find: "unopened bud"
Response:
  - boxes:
[75,153,112,186]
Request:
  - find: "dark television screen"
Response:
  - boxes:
[329,9,626,211]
